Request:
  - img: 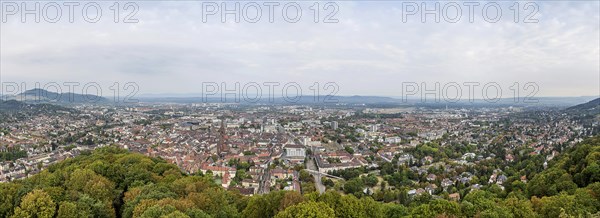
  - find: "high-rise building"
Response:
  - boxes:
[218,118,229,157]
[371,124,378,132]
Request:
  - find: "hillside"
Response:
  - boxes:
[0,100,29,110]
[1,138,600,218]
[568,97,600,111]
[3,88,108,104]
[566,97,600,125]
[0,100,76,123]
[0,100,71,111]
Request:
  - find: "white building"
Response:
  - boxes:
[385,136,401,143]
[284,144,306,158]
[370,124,378,132]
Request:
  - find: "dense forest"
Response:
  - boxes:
[1,136,600,218]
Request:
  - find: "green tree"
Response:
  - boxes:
[381,203,408,218]
[0,183,22,217]
[242,191,285,218]
[503,197,536,218]
[12,189,56,218]
[335,195,365,218]
[322,178,335,188]
[528,168,577,197]
[362,174,378,187]
[66,169,115,202]
[429,199,461,217]
[532,193,579,217]
[360,197,384,218]
[57,201,78,218]
[343,178,364,195]
[185,209,211,218]
[162,211,191,218]
[344,146,355,154]
[279,191,305,211]
[462,190,496,214]
[409,204,435,218]
[275,201,335,218]
[299,170,313,183]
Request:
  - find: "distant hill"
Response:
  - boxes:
[568,98,600,111]
[138,95,400,105]
[4,88,108,104]
[138,94,598,107]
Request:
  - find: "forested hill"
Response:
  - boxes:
[1,137,600,218]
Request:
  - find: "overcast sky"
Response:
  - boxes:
[1,1,598,97]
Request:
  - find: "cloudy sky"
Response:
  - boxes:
[1,1,599,98]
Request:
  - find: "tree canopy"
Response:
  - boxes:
[1,136,600,218]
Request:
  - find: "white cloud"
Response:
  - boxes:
[1,1,598,97]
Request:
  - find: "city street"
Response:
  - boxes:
[306,157,325,194]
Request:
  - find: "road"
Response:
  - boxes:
[306,157,326,194]
[258,144,274,194]
[258,166,271,194]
